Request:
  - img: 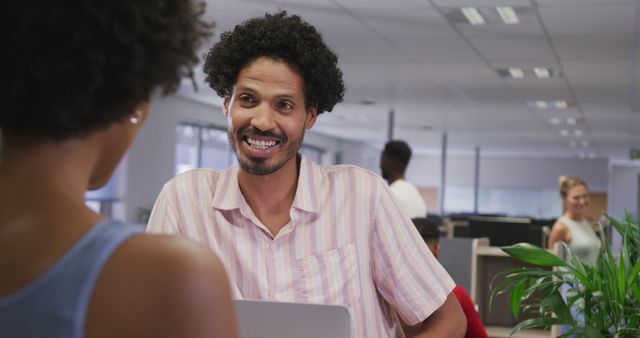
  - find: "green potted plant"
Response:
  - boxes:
[491,214,640,337]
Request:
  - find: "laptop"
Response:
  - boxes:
[234,299,351,338]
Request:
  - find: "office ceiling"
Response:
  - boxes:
[178,0,640,160]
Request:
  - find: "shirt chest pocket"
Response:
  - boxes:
[295,243,362,306]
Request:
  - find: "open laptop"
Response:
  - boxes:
[234,299,351,338]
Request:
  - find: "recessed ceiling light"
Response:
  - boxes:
[536,101,548,109]
[533,67,551,78]
[549,117,560,125]
[496,6,519,24]
[570,141,577,147]
[574,129,583,137]
[509,68,525,79]
[560,129,569,136]
[461,7,485,25]
[581,141,589,148]
[554,101,568,109]
[527,100,574,109]
[566,117,576,125]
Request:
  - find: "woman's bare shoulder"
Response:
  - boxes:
[85,234,237,338]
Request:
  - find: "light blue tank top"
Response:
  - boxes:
[560,216,601,266]
[0,220,141,338]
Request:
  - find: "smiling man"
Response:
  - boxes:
[147,11,465,338]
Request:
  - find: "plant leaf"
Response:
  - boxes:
[575,325,606,338]
[502,243,568,267]
[543,290,573,323]
[511,279,526,319]
[508,317,567,336]
[627,253,640,288]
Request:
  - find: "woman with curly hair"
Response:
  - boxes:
[148,11,465,338]
[0,1,238,337]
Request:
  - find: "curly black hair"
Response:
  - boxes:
[203,11,344,114]
[1,0,211,141]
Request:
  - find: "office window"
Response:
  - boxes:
[200,128,235,170]
[175,122,233,174]
[84,159,126,219]
[478,188,561,218]
[444,186,562,218]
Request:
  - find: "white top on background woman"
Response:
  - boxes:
[547,176,601,265]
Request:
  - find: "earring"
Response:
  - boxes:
[129,110,142,125]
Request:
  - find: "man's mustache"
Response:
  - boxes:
[239,127,287,143]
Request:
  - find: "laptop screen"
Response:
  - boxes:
[234,299,351,338]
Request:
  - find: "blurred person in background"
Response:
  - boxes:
[380,140,428,218]
[547,176,600,265]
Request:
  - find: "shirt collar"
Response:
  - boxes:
[210,164,243,211]
[291,154,324,214]
[210,154,325,215]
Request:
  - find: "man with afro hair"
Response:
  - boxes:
[148,11,464,338]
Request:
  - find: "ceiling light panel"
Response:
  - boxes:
[533,67,551,78]
[443,6,535,25]
[497,67,560,79]
[496,6,519,24]
[461,7,486,25]
[508,67,525,78]
[527,100,574,109]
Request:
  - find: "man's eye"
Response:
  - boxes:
[278,102,293,110]
[239,95,254,103]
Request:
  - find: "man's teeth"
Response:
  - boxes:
[246,137,277,150]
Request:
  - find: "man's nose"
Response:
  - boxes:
[251,104,277,131]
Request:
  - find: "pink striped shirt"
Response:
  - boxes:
[147,155,455,338]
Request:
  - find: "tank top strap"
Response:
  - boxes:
[0,220,142,338]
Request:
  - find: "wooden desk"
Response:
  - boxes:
[471,240,559,338]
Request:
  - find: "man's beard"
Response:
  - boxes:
[229,126,304,176]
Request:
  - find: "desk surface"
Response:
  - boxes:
[486,325,549,338]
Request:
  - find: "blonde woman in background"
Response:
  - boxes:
[547,176,601,265]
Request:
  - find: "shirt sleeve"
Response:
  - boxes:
[370,177,455,326]
[146,182,181,235]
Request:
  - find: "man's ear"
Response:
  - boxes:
[223,96,230,117]
[305,106,318,129]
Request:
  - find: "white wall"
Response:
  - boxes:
[407,154,609,192]
[338,140,380,172]
[609,162,640,220]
